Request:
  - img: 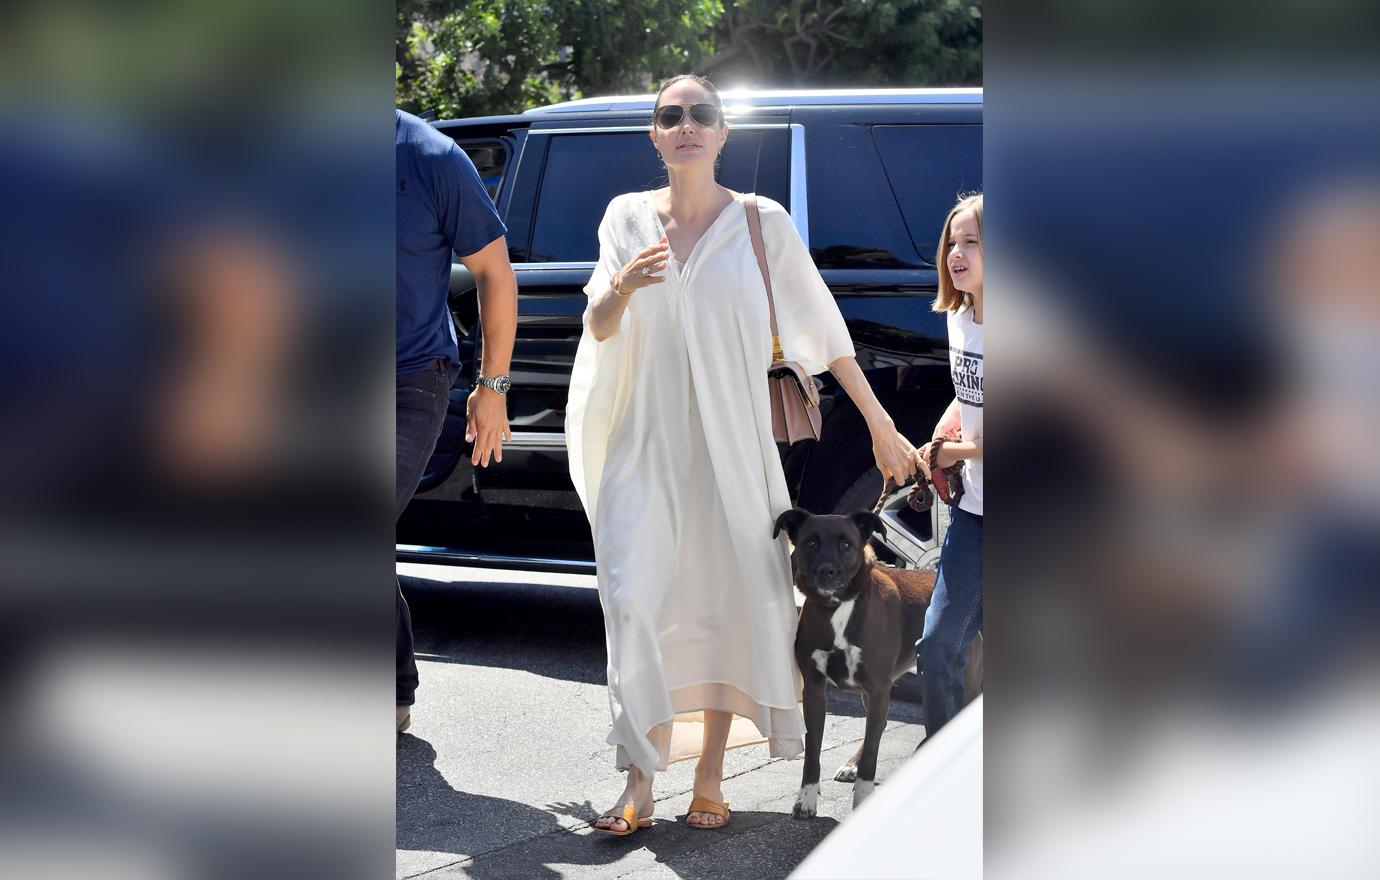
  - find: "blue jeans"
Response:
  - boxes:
[916,506,983,736]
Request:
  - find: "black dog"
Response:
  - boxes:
[774,507,938,816]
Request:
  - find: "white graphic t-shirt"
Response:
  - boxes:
[947,305,983,517]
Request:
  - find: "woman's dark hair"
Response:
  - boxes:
[652,74,723,115]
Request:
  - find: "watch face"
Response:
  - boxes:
[494,376,512,394]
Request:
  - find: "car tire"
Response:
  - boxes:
[831,466,885,516]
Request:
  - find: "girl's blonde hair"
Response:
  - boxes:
[933,192,983,313]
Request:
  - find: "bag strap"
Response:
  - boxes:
[744,195,785,363]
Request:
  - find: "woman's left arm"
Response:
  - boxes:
[828,355,918,482]
[755,199,915,481]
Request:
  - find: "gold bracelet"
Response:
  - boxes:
[614,279,633,297]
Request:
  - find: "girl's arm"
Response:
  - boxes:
[934,438,982,469]
[933,397,961,440]
[917,399,979,477]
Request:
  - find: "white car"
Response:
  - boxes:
[790,696,983,880]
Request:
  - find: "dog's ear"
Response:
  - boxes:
[773,508,811,541]
[849,510,887,542]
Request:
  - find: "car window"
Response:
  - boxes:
[805,126,923,269]
[527,128,790,263]
[458,141,507,203]
[872,125,982,264]
[718,128,790,208]
[527,133,661,263]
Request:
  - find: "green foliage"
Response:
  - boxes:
[555,0,724,96]
[396,0,981,118]
[706,0,982,87]
[396,0,562,118]
[397,0,723,117]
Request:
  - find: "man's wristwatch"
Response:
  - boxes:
[476,373,512,394]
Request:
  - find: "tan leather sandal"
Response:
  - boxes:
[593,802,652,837]
[683,795,731,829]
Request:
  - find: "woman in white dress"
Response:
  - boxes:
[566,74,917,835]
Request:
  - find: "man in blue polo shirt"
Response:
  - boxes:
[396,109,517,733]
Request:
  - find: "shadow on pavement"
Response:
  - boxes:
[400,574,920,721]
[401,575,608,686]
[466,806,839,880]
[397,735,564,855]
[399,731,840,880]
[396,573,925,879]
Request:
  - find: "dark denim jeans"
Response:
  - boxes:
[916,505,984,736]
[396,359,452,706]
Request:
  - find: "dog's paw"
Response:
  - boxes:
[792,783,819,820]
[852,779,876,809]
[834,762,858,783]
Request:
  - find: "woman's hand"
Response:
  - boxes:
[871,423,918,484]
[914,443,934,482]
[589,237,670,340]
[611,237,670,297]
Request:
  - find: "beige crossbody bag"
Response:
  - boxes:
[744,195,823,444]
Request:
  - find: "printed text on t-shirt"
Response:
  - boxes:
[950,346,983,408]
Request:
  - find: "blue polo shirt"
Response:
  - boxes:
[396,109,507,376]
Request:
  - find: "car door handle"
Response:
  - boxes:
[449,262,476,300]
[449,262,479,337]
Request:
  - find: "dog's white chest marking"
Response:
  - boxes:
[810,649,831,677]
[812,599,862,687]
[829,599,855,648]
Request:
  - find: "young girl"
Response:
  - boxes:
[916,192,984,737]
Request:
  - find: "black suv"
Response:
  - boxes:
[398,88,982,573]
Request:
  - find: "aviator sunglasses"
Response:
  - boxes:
[653,102,722,129]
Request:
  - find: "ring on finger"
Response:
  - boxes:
[641,265,651,277]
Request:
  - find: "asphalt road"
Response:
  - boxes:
[396,564,927,880]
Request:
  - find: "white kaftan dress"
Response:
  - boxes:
[565,191,854,774]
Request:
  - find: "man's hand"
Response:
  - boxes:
[465,386,510,467]
[459,236,517,469]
